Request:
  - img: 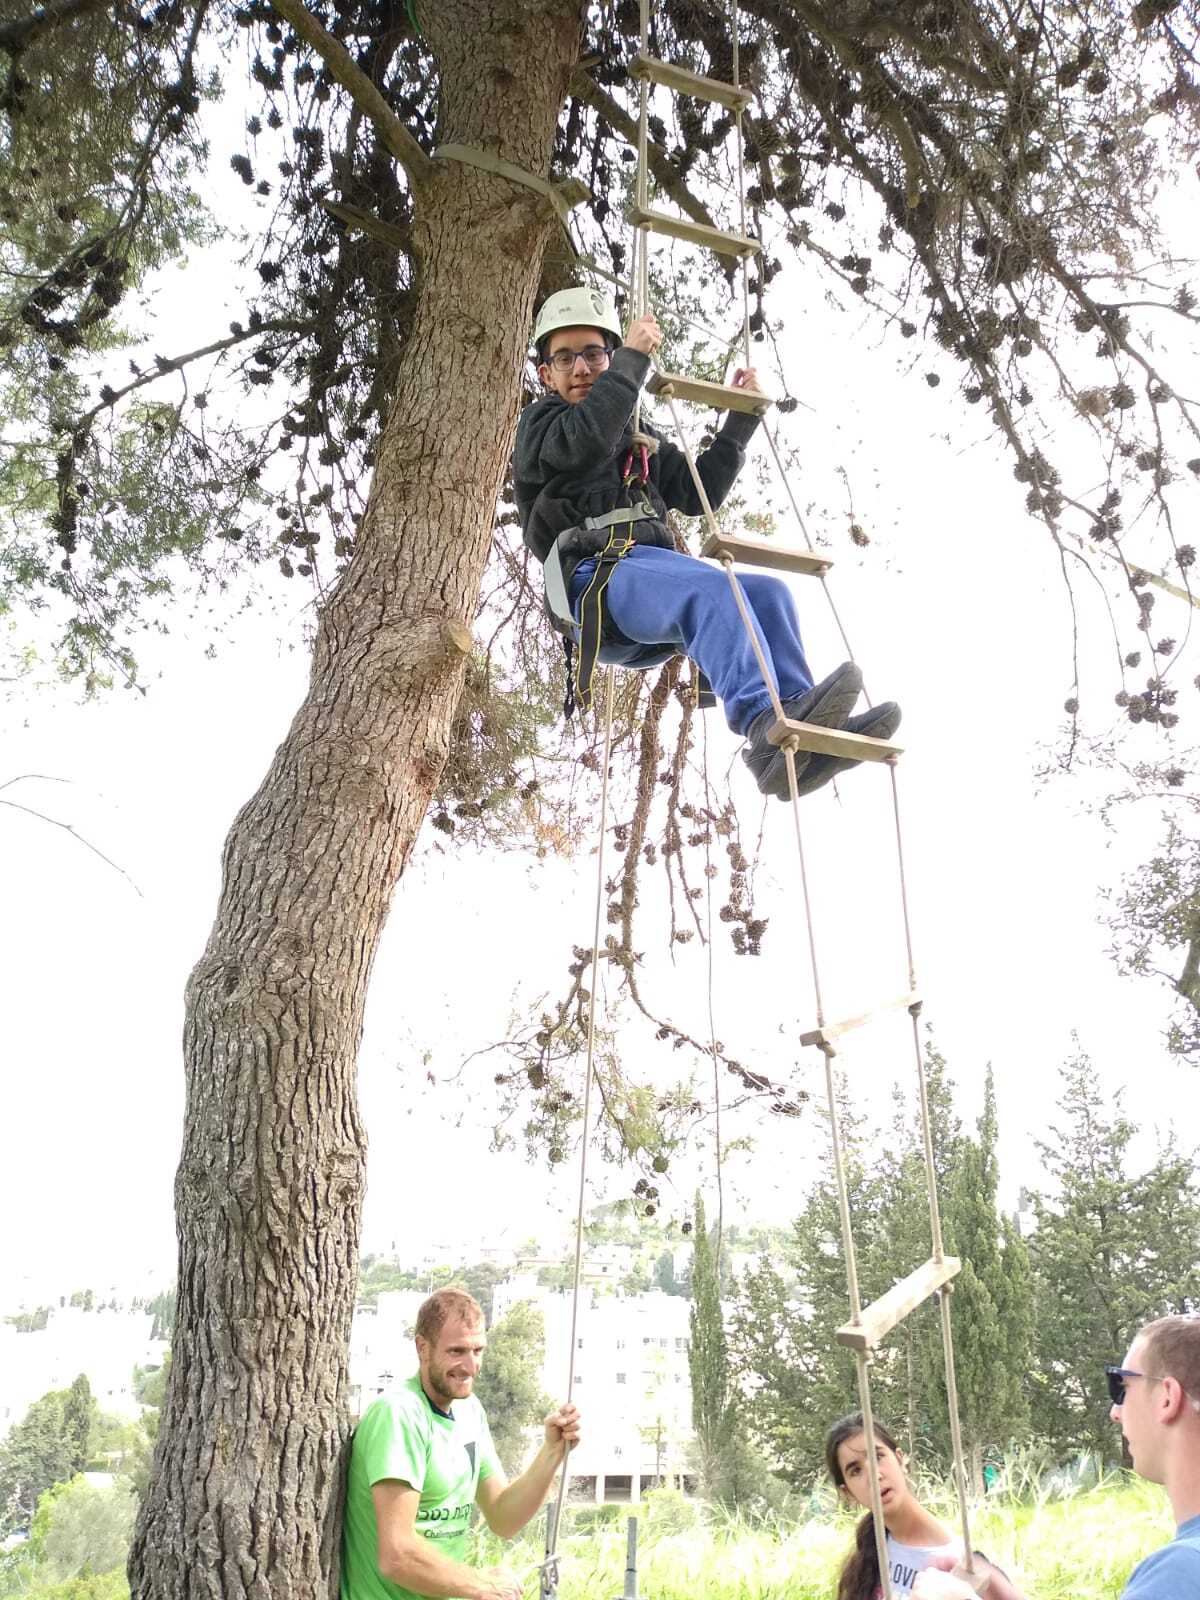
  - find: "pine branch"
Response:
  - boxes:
[320,198,410,251]
[75,315,316,429]
[0,776,143,896]
[267,0,435,189]
[0,0,111,54]
[784,0,992,93]
[569,67,719,232]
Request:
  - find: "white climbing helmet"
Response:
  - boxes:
[532,287,623,354]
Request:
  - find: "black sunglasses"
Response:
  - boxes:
[1105,1365,1159,1405]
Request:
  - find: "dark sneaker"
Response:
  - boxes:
[743,663,864,796]
[768,701,902,801]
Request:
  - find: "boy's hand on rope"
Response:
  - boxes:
[542,1401,581,1455]
[732,367,764,395]
[625,314,663,355]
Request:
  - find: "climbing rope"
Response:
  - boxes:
[541,668,618,1592]
[700,714,725,1259]
[730,0,752,370]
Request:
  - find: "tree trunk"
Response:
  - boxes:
[129,4,582,1592]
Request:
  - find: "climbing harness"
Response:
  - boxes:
[542,465,658,717]
[572,524,637,713]
[542,503,654,635]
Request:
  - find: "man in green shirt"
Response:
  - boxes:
[342,1288,581,1600]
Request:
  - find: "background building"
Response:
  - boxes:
[0,1308,167,1442]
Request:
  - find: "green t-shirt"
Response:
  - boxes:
[341,1375,502,1600]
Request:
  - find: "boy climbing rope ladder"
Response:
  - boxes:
[513,288,901,801]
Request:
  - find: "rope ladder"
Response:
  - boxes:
[544,2,986,1593]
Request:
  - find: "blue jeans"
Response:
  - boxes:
[570,544,813,736]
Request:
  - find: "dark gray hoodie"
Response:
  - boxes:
[513,345,761,589]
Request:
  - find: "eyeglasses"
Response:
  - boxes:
[545,344,611,373]
[1105,1366,1163,1405]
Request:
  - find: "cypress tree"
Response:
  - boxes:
[932,1069,1032,1489]
[61,1375,95,1476]
[688,1192,734,1494]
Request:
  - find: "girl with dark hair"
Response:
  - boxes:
[824,1414,1027,1600]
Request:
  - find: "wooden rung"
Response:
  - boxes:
[766,717,903,763]
[799,991,921,1049]
[629,53,754,112]
[627,204,761,259]
[836,1257,961,1352]
[701,531,832,578]
[647,370,771,416]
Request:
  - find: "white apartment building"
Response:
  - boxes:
[504,1283,697,1502]
[348,1289,424,1415]
[0,1308,168,1442]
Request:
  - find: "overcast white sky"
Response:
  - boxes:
[2,97,1198,1311]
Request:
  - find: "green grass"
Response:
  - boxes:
[473,1476,1176,1599]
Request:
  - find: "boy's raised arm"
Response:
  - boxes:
[654,407,761,517]
[653,365,765,517]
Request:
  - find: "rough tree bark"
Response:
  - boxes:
[128,1,584,1591]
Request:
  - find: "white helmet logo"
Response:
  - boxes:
[532,286,622,349]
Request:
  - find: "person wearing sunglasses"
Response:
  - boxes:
[1107,1314,1200,1598]
[513,286,900,800]
[900,1318,1200,1600]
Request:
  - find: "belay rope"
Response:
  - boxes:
[538,668,617,1600]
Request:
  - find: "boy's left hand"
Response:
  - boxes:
[732,368,764,395]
